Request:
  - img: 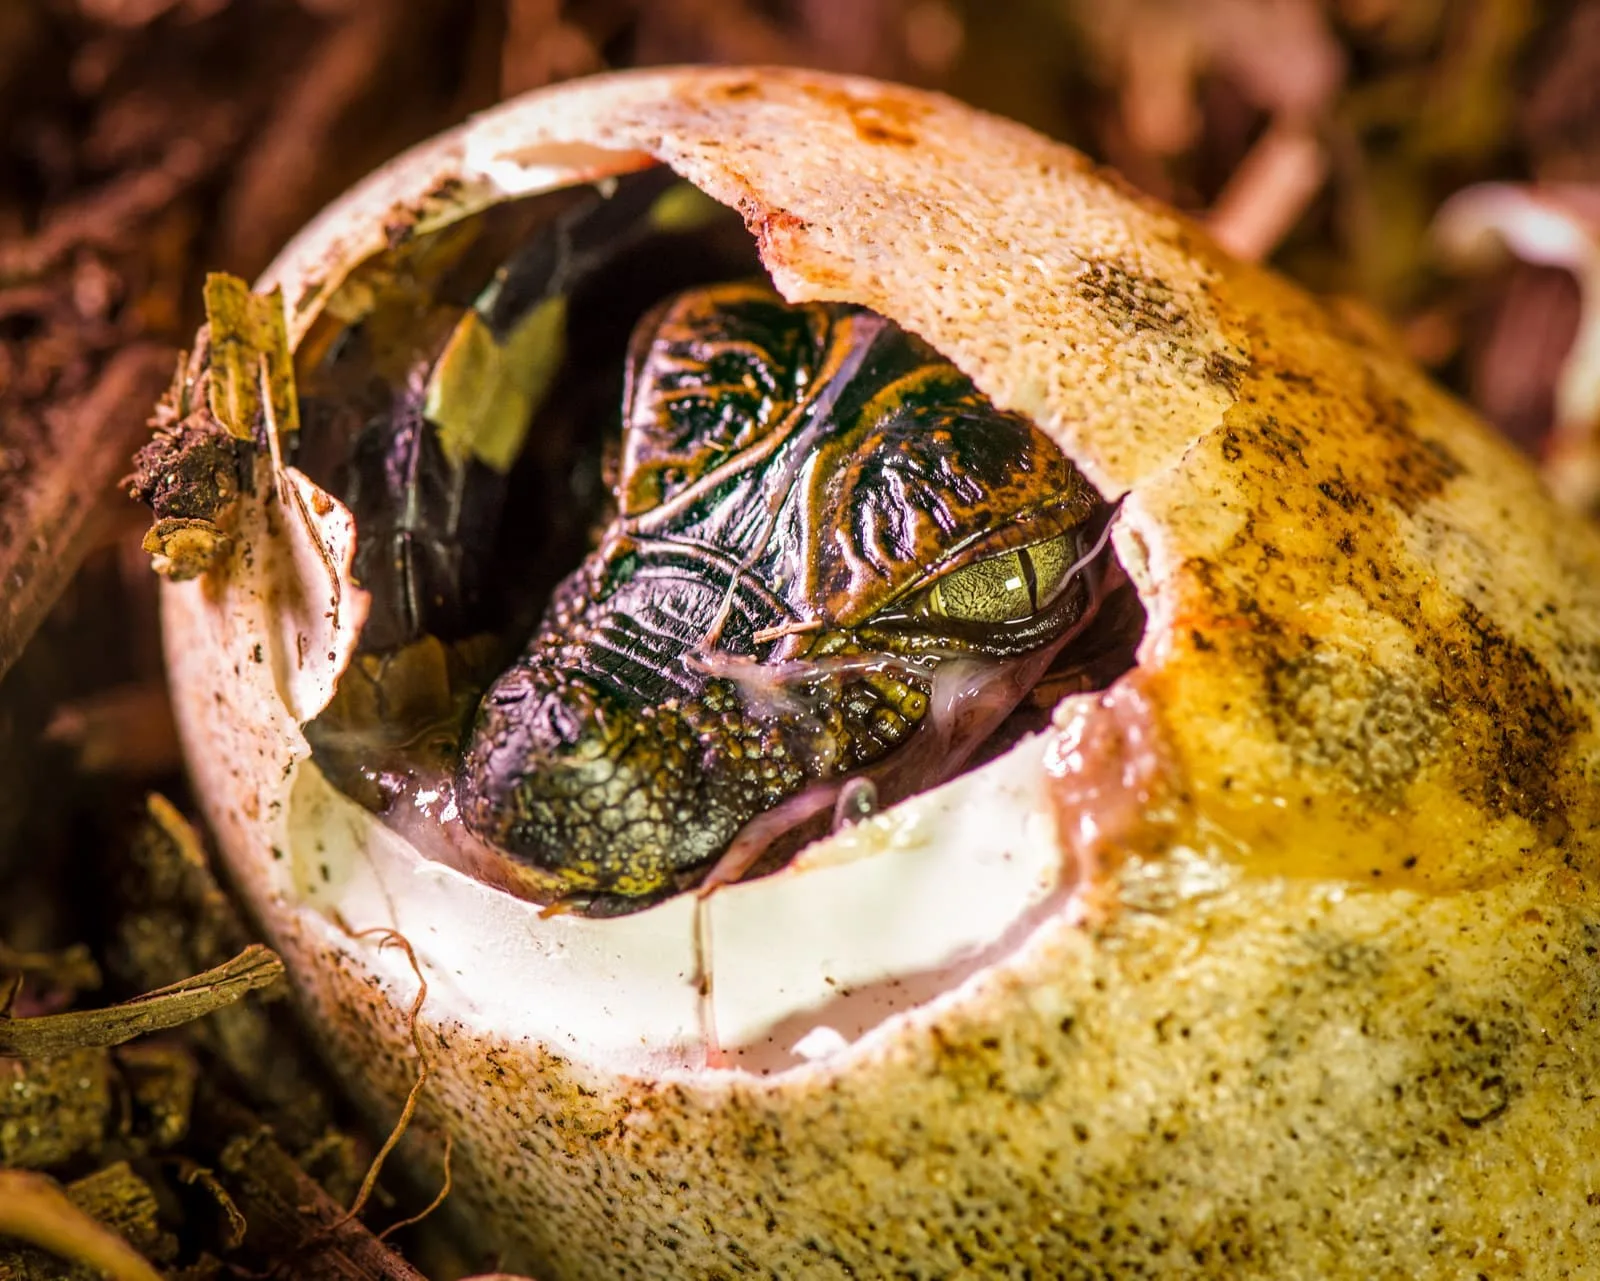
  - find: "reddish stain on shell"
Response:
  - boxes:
[1044,679,1185,890]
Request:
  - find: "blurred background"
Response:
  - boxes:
[1,1,1597,1275]
[7,0,1595,462]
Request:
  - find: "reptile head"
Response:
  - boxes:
[455,282,1111,909]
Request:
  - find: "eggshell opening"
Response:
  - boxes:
[167,88,1143,1077]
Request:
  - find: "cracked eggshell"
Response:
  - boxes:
[161,67,1600,1278]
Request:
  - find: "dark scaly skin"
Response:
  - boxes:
[456,282,1102,907]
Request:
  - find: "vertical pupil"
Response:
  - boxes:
[1018,545,1040,611]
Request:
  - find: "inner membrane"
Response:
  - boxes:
[293,166,1146,921]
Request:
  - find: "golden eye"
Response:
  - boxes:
[926,532,1075,623]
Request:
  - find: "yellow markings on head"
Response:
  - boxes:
[427,294,567,473]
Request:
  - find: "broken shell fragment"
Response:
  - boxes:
[158,68,1600,1277]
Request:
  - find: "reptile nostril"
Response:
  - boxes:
[532,688,586,748]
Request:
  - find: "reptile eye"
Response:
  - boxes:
[924,533,1074,623]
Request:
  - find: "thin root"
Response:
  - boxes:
[379,1131,454,1241]
[329,926,433,1230]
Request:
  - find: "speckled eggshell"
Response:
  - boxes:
[161,67,1600,1279]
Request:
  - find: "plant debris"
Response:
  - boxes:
[0,945,283,1058]
[0,1049,111,1169]
[127,330,249,582]
[195,1092,432,1281]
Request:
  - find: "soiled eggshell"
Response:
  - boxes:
[160,66,1600,1278]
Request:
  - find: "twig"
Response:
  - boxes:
[0,342,174,685]
[1207,120,1328,263]
[0,945,284,1057]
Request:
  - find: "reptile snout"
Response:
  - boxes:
[457,660,803,904]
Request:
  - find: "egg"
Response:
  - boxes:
[156,67,1600,1278]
